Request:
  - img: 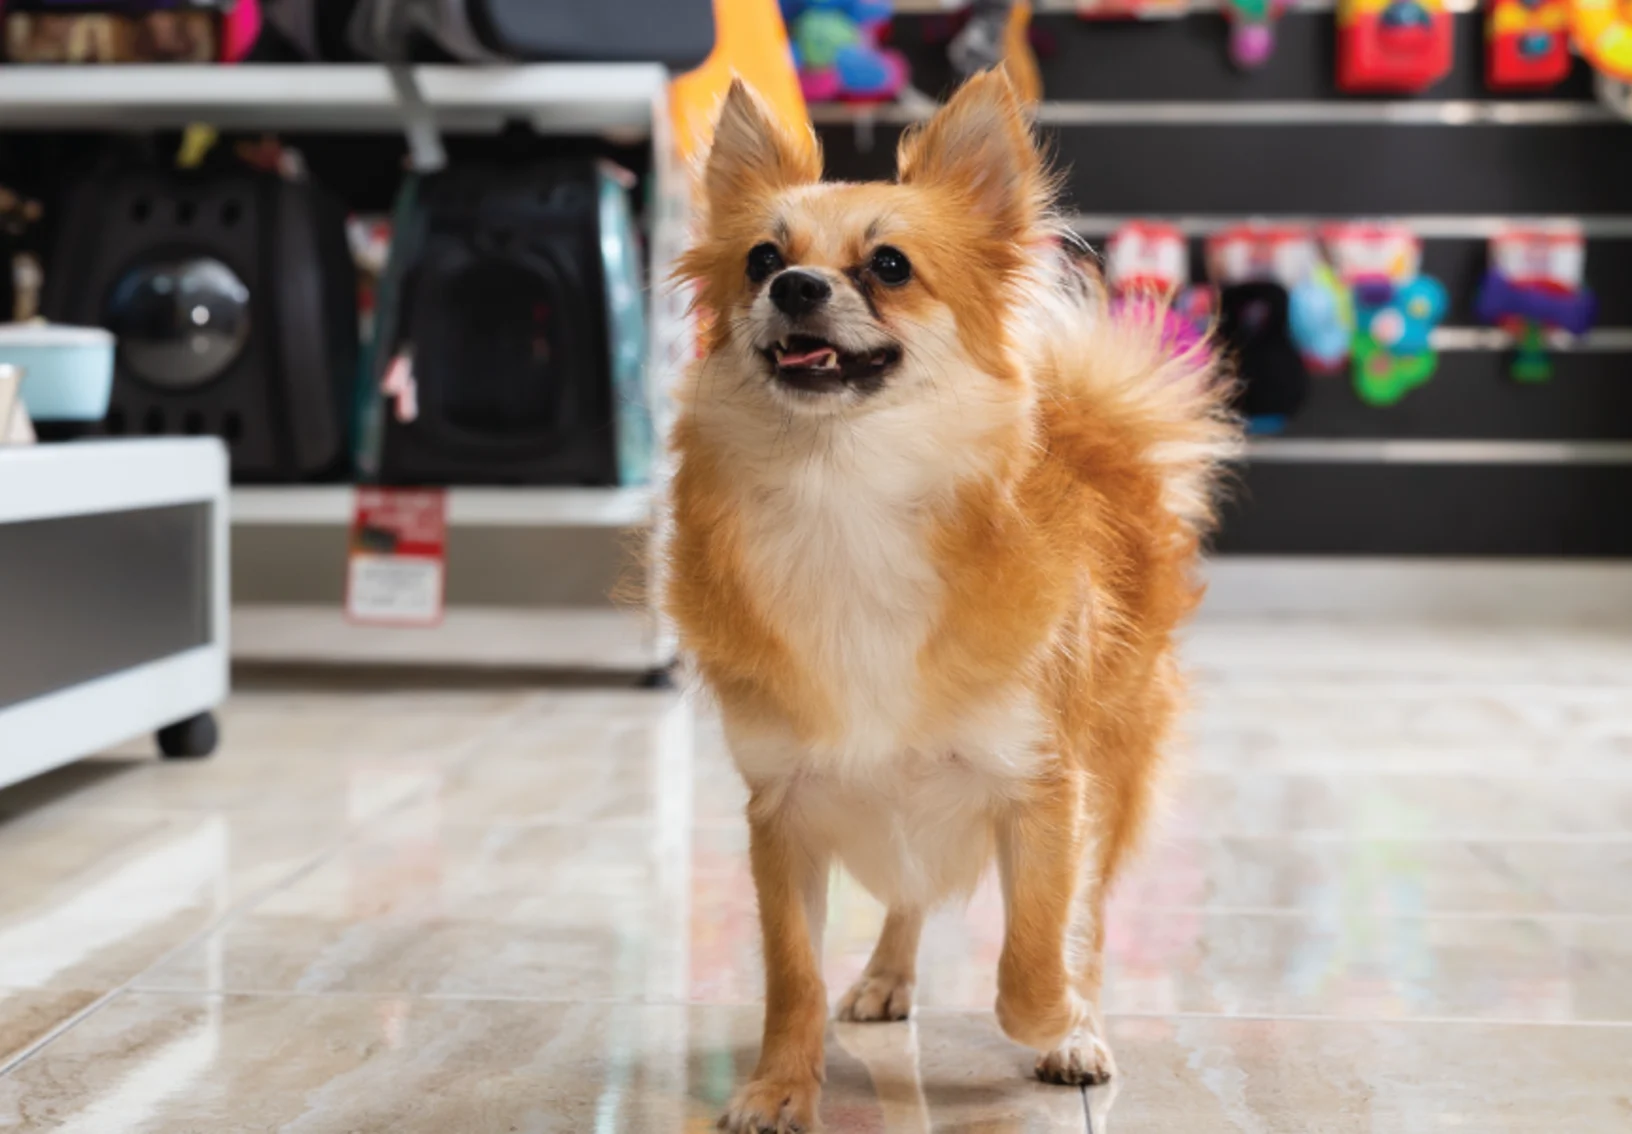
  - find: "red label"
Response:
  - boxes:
[345,487,447,626]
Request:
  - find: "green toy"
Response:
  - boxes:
[1509,322,1554,383]
[1349,276,1448,408]
[796,9,861,70]
[1352,331,1437,407]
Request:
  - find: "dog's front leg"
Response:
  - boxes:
[721,791,829,1134]
[992,768,1093,1056]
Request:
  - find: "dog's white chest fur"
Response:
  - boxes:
[725,415,1047,905]
[737,447,937,763]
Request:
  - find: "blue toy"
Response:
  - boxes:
[1289,262,1356,374]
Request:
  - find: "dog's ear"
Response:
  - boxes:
[702,79,821,220]
[897,70,1049,240]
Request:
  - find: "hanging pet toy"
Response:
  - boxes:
[1474,225,1596,382]
[1105,221,1212,355]
[1487,0,1572,90]
[783,0,909,103]
[1208,224,1325,433]
[1223,0,1289,69]
[1324,222,1447,407]
[1338,0,1455,92]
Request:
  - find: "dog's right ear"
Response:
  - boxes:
[702,79,821,219]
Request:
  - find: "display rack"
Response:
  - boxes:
[0,64,686,676]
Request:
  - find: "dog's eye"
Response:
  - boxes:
[746,243,784,284]
[869,246,912,286]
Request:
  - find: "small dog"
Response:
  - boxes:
[667,71,1238,1133]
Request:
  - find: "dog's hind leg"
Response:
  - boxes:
[836,906,924,1022]
[1033,715,1166,1087]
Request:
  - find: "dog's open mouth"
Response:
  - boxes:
[761,334,902,393]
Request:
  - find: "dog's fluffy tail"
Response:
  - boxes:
[1027,261,1241,537]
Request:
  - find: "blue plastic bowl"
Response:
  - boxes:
[2,325,115,422]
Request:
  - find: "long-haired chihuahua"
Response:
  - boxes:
[666,71,1239,1133]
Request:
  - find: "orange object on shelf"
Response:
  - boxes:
[1004,1,1043,105]
[1573,0,1632,83]
[670,0,810,164]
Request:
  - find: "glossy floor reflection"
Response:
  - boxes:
[1,620,1630,1131]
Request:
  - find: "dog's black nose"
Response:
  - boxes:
[769,270,832,317]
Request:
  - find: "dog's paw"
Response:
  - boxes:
[718,1077,820,1133]
[1034,1028,1116,1087]
[836,972,914,1022]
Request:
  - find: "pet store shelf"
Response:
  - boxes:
[809,99,1613,127]
[1245,438,1632,464]
[232,486,652,528]
[1432,327,1632,352]
[0,64,669,134]
[232,604,664,671]
[1069,215,1632,240]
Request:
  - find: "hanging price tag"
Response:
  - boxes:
[346,487,447,626]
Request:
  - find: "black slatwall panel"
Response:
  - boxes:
[887,11,1598,102]
[817,12,1632,556]
[823,124,1632,215]
[1281,356,1632,440]
[1217,464,1632,556]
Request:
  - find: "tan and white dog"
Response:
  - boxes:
[666,71,1238,1133]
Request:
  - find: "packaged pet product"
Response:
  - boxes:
[3,0,256,63]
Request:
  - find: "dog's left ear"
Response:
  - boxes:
[897,70,1048,240]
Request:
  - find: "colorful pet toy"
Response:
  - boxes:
[1105,222,1212,357]
[1475,225,1596,382]
[1223,0,1288,69]
[1289,262,1357,375]
[1572,0,1632,83]
[1208,224,1323,433]
[1325,223,1447,406]
[1487,0,1572,89]
[782,0,908,103]
[1074,0,1187,18]
[1338,0,1454,92]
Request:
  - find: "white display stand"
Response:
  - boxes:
[0,439,229,790]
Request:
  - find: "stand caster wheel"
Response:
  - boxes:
[157,712,219,759]
[638,665,676,690]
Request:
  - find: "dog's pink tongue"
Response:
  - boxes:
[779,347,836,368]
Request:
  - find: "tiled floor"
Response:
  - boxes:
[1,619,1630,1131]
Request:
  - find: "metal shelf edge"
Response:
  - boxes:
[231,485,653,527]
